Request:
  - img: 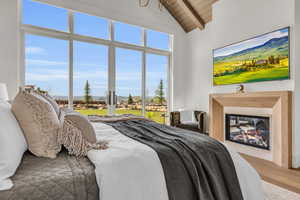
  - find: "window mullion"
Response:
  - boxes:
[68,11,74,109]
[142,28,146,47]
[142,28,147,116]
[108,20,116,115]
[142,51,146,116]
[109,20,114,41]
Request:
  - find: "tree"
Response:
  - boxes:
[268,55,275,64]
[84,80,92,104]
[128,94,134,105]
[155,79,165,105]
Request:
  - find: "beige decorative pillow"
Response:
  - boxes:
[60,111,108,156]
[11,90,61,158]
[38,93,60,117]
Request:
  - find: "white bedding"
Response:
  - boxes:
[88,122,265,200]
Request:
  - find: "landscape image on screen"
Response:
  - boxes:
[213,27,289,85]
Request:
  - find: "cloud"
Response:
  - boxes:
[26,59,68,66]
[26,69,68,81]
[26,59,107,68]
[74,71,107,80]
[214,28,289,57]
[74,71,142,81]
[25,46,47,55]
[116,72,141,81]
[92,85,107,89]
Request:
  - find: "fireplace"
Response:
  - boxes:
[210,91,292,168]
[225,114,270,150]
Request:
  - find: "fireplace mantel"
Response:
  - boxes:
[209,91,293,168]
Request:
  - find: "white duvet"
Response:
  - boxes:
[88,122,265,200]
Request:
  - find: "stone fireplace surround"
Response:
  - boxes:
[209,91,293,169]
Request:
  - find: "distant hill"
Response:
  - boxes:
[214,36,289,63]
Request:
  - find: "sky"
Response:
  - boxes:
[24,0,169,97]
[214,27,289,58]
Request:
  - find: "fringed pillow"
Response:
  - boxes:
[60,112,108,156]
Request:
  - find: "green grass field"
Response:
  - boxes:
[213,66,289,85]
[76,109,166,124]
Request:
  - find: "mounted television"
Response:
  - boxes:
[213,27,290,86]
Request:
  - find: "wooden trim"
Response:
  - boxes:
[209,91,293,168]
[209,95,224,141]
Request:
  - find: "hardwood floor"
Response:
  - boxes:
[241,154,300,194]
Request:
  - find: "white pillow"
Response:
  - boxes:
[0,100,27,190]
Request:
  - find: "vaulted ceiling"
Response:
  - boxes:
[160,0,218,32]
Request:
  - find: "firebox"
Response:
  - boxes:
[225,114,270,150]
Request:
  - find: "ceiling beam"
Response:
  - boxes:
[159,0,190,32]
[177,0,205,30]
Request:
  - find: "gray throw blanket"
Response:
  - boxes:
[92,117,243,200]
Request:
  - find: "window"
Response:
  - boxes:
[22,0,172,123]
[23,0,68,32]
[146,54,168,123]
[114,22,143,45]
[74,13,109,39]
[73,42,109,115]
[146,30,170,50]
[25,34,69,107]
[115,48,142,116]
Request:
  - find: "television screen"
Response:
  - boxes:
[213,27,290,86]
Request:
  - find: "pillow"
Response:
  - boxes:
[11,90,61,158]
[37,92,60,117]
[64,113,97,143]
[60,111,107,156]
[0,101,27,191]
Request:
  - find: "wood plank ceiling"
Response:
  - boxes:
[160,0,218,32]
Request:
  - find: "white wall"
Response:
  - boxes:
[0,0,188,110]
[294,0,300,168]
[185,0,299,167]
[0,0,19,99]
[186,0,295,110]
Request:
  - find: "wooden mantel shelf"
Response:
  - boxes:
[209,91,293,168]
[210,91,291,108]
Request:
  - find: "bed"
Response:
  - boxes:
[0,118,265,200]
[88,117,265,200]
[0,150,99,200]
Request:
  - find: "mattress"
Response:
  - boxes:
[0,150,99,200]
